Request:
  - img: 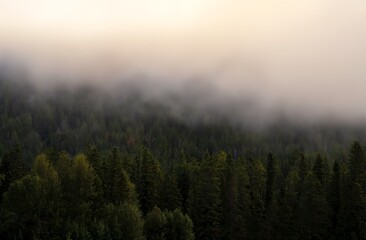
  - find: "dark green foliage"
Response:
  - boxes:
[144,207,195,240]
[337,142,366,239]
[247,159,266,240]
[1,79,366,239]
[328,161,341,237]
[1,155,61,239]
[0,146,27,200]
[100,203,145,240]
[176,155,193,213]
[265,152,276,213]
[297,172,330,240]
[144,206,166,240]
[349,141,365,184]
[159,174,182,211]
[188,152,222,240]
[164,208,195,240]
[313,154,326,187]
[221,154,239,240]
[138,148,163,214]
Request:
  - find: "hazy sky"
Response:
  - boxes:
[1,0,366,123]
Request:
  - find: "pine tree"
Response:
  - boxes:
[247,159,266,240]
[0,145,26,200]
[338,141,366,239]
[188,152,222,240]
[86,145,102,173]
[276,169,300,240]
[144,206,166,240]
[164,208,195,240]
[176,154,193,213]
[349,141,365,186]
[100,203,145,240]
[297,152,308,198]
[235,158,250,240]
[297,172,330,240]
[112,168,138,205]
[327,161,341,237]
[1,154,61,239]
[265,152,276,213]
[138,148,163,214]
[159,174,182,211]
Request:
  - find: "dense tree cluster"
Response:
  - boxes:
[1,142,366,239]
[2,78,366,239]
[0,147,194,239]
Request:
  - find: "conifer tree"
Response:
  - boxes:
[164,208,195,240]
[338,141,366,239]
[159,174,182,211]
[144,206,166,240]
[265,152,276,213]
[327,161,341,237]
[138,148,163,214]
[189,152,222,240]
[313,154,326,188]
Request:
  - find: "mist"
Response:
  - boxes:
[1,0,366,125]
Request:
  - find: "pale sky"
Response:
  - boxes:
[1,0,366,123]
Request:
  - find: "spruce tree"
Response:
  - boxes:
[327,161,341,237]
[265,152,276,213]
[188,152,222,240]
[138,148,162,214]
[159,174,182,211]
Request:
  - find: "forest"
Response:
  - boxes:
[1,77,366,240]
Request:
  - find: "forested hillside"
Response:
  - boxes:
[1,78,366,239]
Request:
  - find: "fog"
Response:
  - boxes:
[0,0,366,124]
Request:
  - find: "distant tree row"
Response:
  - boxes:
[0,76,359,167]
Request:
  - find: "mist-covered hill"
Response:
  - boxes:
[2,76,366,239]
[0,76,365,166]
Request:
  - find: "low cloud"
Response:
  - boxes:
[1,0,366,125]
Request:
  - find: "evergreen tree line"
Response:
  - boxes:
[1,142,366,239]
